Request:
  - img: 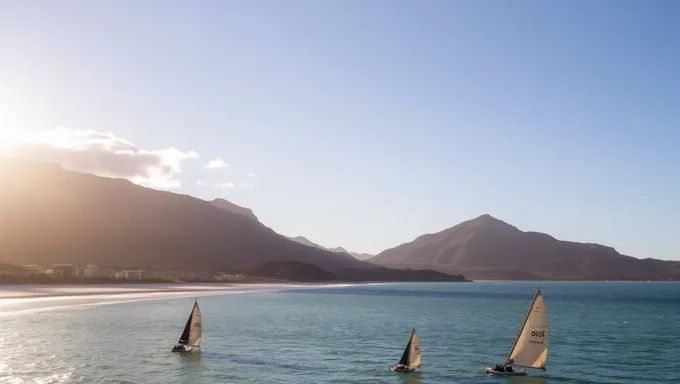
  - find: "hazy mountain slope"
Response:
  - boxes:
[369,214,680,281]
[0,160,372,271]
[287,236,373,260]
[211,198,259,222]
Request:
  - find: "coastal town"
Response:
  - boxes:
[3,263,247,282]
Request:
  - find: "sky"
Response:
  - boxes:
[1,0,679,259]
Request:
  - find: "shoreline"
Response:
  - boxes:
[0,282,327,300]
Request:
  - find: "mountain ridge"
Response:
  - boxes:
[369,214,680,281]
[0,160,371,271]
[0,159,465,282]
[287,236,374,260]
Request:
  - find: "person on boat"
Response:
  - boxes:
[493,364,503,372]
[505,365,513,372]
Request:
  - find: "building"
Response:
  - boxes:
[24,265,44,275]
[101,268,116,279]
[84,264,100,278]
[49,264,74,278]
[214,273,245,282]
[121,270,144,280]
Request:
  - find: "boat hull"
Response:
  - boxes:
[485,367,527,376]
[171,345,194,352]
[392,365,417,373]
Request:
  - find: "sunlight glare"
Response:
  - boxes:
[0,120,21,154]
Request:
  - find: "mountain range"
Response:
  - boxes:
[369,214,680,281]
[287,236,374,260]
[0,160,465,282]
[1,159,677,281]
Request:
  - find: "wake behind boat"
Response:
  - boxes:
[172,299,202,352]
[391,328,421,373]
[486,288,548,376]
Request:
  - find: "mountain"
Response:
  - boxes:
[289,236,327,250]
[0,159,466,282]
[0,160,369,272]
[211,198,259,222]
[369,214,680,281]
[240,261,469,283]
[288,236,374,260]
[348,252,375,260]
[242,261,338,282]
[287,236,356,261]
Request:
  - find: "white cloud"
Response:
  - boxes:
[214,182,236,188]
[247,173,256,178]
[238,182,252,188]
[204,157,228,169]
[197,180,207,187]
[4,127,199,189]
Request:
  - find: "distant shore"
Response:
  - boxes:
[0,282,331,300]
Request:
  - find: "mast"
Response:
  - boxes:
[504,288,541,365]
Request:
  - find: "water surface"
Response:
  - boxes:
[1,282,677,383]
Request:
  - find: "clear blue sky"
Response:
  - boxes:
[1,0,679,259]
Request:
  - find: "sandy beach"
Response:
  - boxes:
[0,282,322,300]
[0,282,348,315]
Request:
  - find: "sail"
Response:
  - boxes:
[398,329,421,367]
[408,329,421,367]
[505,289,548,369]
[178,301,202,347]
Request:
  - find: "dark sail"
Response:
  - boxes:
[178,311,192,344]
[398,333,413,365]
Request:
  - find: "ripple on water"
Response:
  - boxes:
[0,282,679,383]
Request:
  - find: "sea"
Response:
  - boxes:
[0,281,678,384]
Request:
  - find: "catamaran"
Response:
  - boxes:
[391,328,421,373]
[486,288,548,376]
[172,299,202,352]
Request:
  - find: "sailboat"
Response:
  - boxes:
[171,299,202,352]
[391,328,421,372]
[486,288,548,376]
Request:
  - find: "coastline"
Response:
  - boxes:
[0,282,323,300]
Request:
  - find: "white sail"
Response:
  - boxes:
[408,329,421,367]
[506,289,548,369]
[187,301,202,347]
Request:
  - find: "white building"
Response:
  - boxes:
[84,264,100,278]
[49,264,74,278]
[24,265,44,275]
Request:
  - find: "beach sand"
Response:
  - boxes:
[0,282,316,300]
[0,283,335,315]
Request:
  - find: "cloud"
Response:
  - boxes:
[238,182,252,188]
[214,182,236,189]
[4,127,199,189]
[204,157,228,169]
[247,173,256,178]
[197,180,207,187]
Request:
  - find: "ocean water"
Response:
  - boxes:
[1,282,678,383]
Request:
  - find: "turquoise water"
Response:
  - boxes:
[1,282,679,383]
